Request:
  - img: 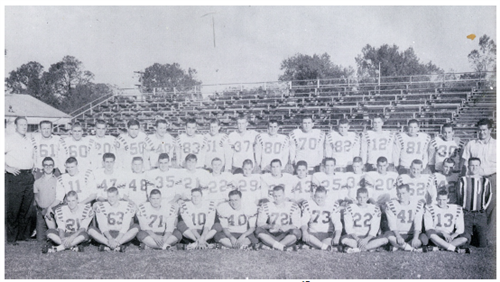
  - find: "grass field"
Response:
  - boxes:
[4,240,496,279]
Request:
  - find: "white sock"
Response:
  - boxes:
[447,245,456,252]
[403,243,414,251]
[321,244,328,250]
[56,245,65,252]
[272,242,284,250]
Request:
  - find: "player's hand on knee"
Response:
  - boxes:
[411,238,420,248]
[396,236,405,245]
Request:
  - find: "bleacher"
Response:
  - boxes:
[71,72,496,143]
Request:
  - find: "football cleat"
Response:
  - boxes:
[260,244,272,250]
[185,243,197,250]
[162,245,172,251]
[118,245,127,253]
[299,244,311,250]
[344,247,361,254]
[98,245,111,252]
[412,248,424,253]
[426,246,440,252]
[456,248,471,254]
[390,246,399,252]
[326,245,338,252]
[77,245,84,252]
[239,245,249,250]
[41,243,50,254]
[284,245,298,252]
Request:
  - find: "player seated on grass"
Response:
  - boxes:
[43,191,93,253]
[136,189,182,250]
[88,187,139,252]
[300,186,342,251]
[384,184,427,252]
[214,190,259,249]
[341,188,388,253]
[424,190,470,253]
[177,188,217,250]
[255,185,302,251]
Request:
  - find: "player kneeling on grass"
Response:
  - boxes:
[178,188,217,250]
[136,189,182,250]
[255,185,302,251]
[300,186,342,251]
[88,187,139,252]
[43,191,93,253]
[341,188,388,253]
[215,190,259,249]
[423,190,470,253]
[384,184,427,252]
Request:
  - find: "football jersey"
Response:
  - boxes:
[54,203,94,233]
[423,204,464,235]
[176,133,206,168]
[289,128,325,169]
[93,200,136,233]
[260,173,296,198]
[227,130,259,168]
[325,131,361,167]
[145,168,183,203]
[147,132,175,169]
[136,202,179,233]
[255,133,290,168]
[93,168,128,200]
[217,202,258,233]
[203,133,228,168]
[31,133,62,170]
[257,200,301,230]
[343,203,381,237]
[179,200,216,230]
[344,172,365,200]
[291,175,313,204]
[231,174,265,206]
[385,199,425,234]
[200,172,235,204]
[55,170,97,202]
[115,131,155,171]
[434,172,459,204]
[311,172,348,204]
[360,130,397,165]
[88,135,118,170]
[364,171,399,207]
[393,132,431,168]
[428,136,463,171]
[59,136,93,172]
[396,174,436,205]
[301,199,342,233]
[124,172,151,206]
[176,169,210,199]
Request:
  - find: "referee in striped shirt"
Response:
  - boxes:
[457,157,493,248]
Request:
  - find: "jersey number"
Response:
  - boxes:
[352,213,372,227]
[228,214,247,226]
[107,212,124,225]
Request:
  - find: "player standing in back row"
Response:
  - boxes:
[226,115,258,173]
[360,116,397,172]
[325,119,360,172]
[393,119,431,174]
[115,119,155,171]
[289,116,325,173]
[255,120,290,173]
[175,119,206,168]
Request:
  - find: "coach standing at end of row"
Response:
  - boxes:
[5,116,35,245]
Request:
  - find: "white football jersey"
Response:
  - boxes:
[255,133,290,168]
[289,128,325,169]
[291,175,313,204]
[94,201,136,233]
[200,172,235,204]
[227,130,258,168]
[123,172,151,206]
[311,172,348,204]
[176,133,206,167]
[145,168,183,203]
[56,170,97,202]
[176,169,211,199]
[364,171,399,207]
[385,199,425,234]
[343,203,381,237]
[88,135,118,170]
[179,200,217,230]
[231,174,265,206]
[393,132,431,168]
[301,199,342,233]
[148,132,175,169]
[203,133,228,168]
[423,204,464,234]
[257,201,302,230]
[428,136,463,171]
[217,202,258,233]
[93,168,128,200]
[397,174,437,205]
[31,133,63,170]
[136,202,179,233]
[115,131,155,171]
[59,136,93,172]
[325,131,361,167]
[361,130,397,165]
[260,173,296,198]
[54,203,94,233]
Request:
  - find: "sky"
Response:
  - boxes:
[4,6,497,90]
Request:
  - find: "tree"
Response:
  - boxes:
[60,83,114,113]
[355,44,443,81]
[468,34,496,74]
[278,53,355,83]
[6,61,45,96]
[139,63,202,93]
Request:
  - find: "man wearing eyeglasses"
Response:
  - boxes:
[33,157,58,243]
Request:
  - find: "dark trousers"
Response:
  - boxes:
[36,207,48,242]
[5,171,35,243]
[464,210,488,248]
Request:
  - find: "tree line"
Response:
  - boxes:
[5,35,496,113]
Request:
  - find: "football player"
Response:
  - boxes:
[345,157,367,202]
[145,153,183,204]
[384,184,427,252]
[31,120,63,179]
[289,116,325,173]
[88,187,139,252]
[175,119,206,168]
[226,115,258,173]
[136,189,182,250]
[261,159,296,199]
[115,119,155,171]
[203,118,229,170]
[177,188,217,250]
[341,188,388,253]
[393,119,431,174]
[255,120,290,173]
[200,157,235,205]
[215,190,259,249]
[59,123,94,172]
[43,191,93,253]
[433,158,459,204]
[325,119,361,171]
[396,159,437,205]
[300,186,342,251]
[291,161,313,204]
[88,119,118,170]
[424,190,470,253]
[255,185,302,251]
[176,154,210,201]
[231,159,265,206]
[93,153,127,201]
[124,156,151,206]
[360,115,397,172]
[311,158,347,205]
[148,119,175,169]
[428,123,463,173]
[364,156,399,209]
